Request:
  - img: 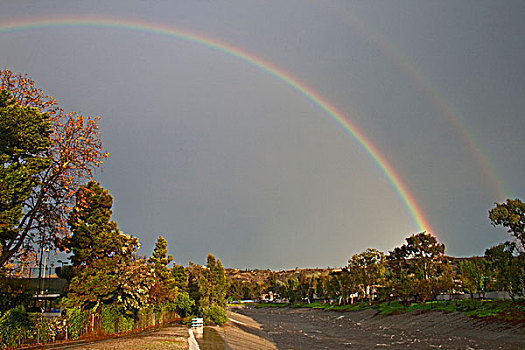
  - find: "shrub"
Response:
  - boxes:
[66,307,88,339]
[33,315,51,343]
[119,314,134,332]
[201,304,227,326]
[0,306,33,347]
[181,315,198,326]
[100,304,119,334]
[175,292,195,318]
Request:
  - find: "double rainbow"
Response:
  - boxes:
[0,16,433,234]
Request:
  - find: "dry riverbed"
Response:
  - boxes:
[229,305,525,349]
[42,307,524,349]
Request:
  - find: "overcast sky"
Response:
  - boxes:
[1,1,524,269]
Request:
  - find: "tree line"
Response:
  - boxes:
[226,209,524,304]
[59,180,227,325]
[1,68,524,341]
[0,70,227,346]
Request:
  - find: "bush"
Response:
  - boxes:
[33,315,67,344]
[0,306,33,347]
[119,314,134,332]
[181,315,198,326]
[100,304,119,334]
[175,292,195,318]
[66,307,88,339]
[201,304,227,326]
[33,315,51,343]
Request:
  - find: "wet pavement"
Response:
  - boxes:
[196,327,230,350]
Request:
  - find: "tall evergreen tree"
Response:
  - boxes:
[149,236,173,279]
[64,182,150,311]
[66,181,126,266]
[148,236,177,305]
[207,254,226,307]
[172,264,188,291]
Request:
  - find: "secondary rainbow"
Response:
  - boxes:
[0,16,433,234]
[326,4,508,200]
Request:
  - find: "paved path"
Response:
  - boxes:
[53,324,189,350]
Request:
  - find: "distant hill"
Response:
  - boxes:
[225,256,480,283]
[225,267,333,283]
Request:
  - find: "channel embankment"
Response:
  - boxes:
[228,305,525,349]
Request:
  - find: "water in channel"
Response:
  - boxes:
[196,327,230,350]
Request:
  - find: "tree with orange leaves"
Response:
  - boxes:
[0,68,108,269]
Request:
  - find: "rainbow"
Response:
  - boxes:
[325,3,508,200]
[0,16,433,234]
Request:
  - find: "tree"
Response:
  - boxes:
[64,182,150,312]
[404,232,445,282]
[148,236,177,305]
[386,246,413,301]
[0,90,51,270]
[0,69,107,268]
[458,257,488,299]
[187,254,227,321]
[388,232,446,301]
[64,256,154,313]
[435,259,456,300]
[485,242,524,301]
[148,236,173,279]
[187,262,209,311]
[66,181,128,267]
[297,272,314,303]
[206,254,227,307]
[489,198,525,248]
[173,291,194,318]
[347,248,385,304]
[171,264,188,291]
[226,279,244,301]
[323,268,357,305]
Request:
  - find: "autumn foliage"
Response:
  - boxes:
[0,69,108,268]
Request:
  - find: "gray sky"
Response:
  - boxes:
[1,1,524,269]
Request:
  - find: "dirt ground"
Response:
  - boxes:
[229,306,525,350]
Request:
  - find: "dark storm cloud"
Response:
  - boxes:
[0,0,524,268]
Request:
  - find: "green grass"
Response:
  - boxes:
[250,299,525,323]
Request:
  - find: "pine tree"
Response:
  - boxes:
[66,181,126,266]
[148,236,177,305]
[148,236,173,280]
[64,182,150,311]
[207,254,226,307]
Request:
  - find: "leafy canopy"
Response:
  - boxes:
[0,90,51,270]
[0,69,108,268]
[489,198,525,248]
